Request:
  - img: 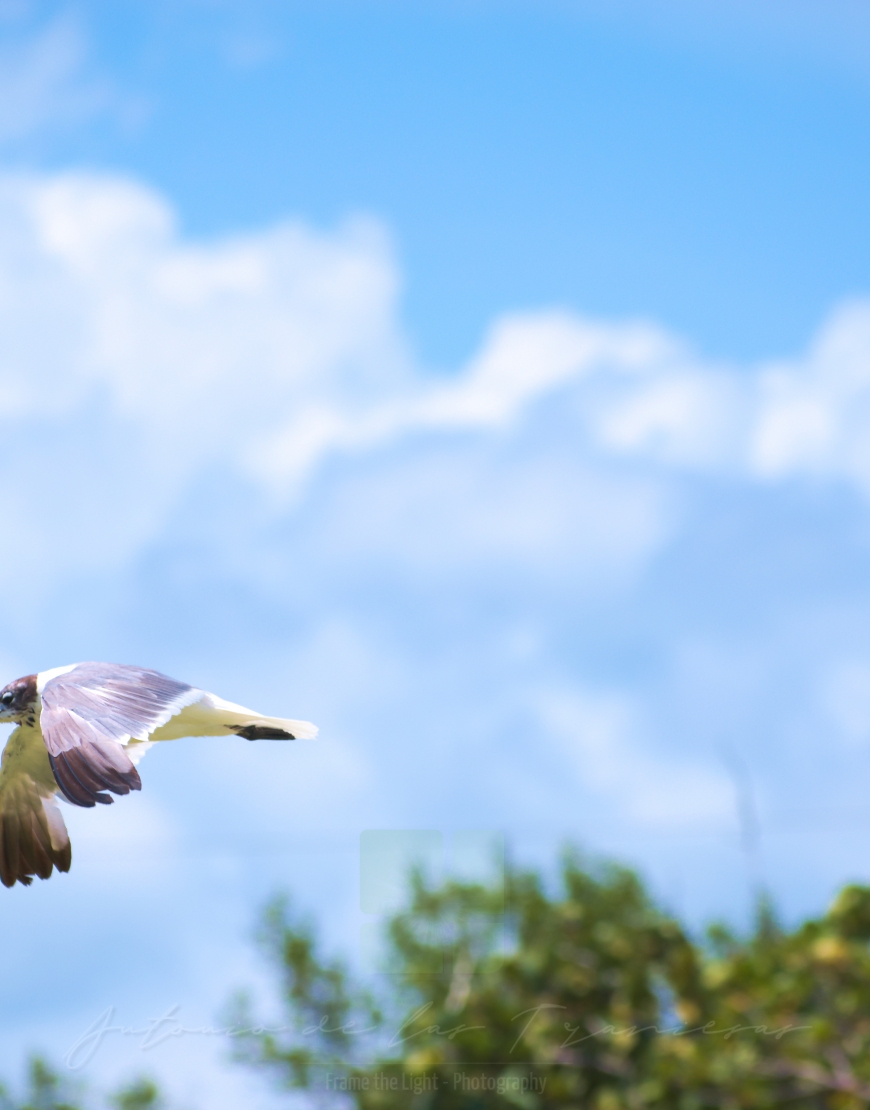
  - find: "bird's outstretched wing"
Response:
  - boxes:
[39,663,317,808]
[0,725,71,887]
[40,663,199,807]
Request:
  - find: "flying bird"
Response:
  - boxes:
[0,662,317,888]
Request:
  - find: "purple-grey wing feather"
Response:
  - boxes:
[40,663,195,808]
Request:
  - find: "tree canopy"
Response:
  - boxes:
[231,855,870,1109]
[7,851,870,1108]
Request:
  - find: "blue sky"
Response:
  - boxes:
[2,1,870,1105]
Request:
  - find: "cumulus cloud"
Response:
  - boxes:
[1,167,870,605]
[247,309,682,493]
[0,171,409,590]
[751,302,870,490]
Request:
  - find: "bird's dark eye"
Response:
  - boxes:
[0,692,13,705]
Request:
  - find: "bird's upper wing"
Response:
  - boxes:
[40,663,200,807]
[0,724,71,887]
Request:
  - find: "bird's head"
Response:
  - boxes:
[0,674,37,722]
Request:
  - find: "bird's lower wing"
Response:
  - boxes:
[40,663,200,807]
[0,725,70,888]
[148,691,318,742]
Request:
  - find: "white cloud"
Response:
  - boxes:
[820,659,870,747]
[594,366,747,467]
[536,687,734,829]
[245,310,680,495]
[0,16,110,143]
[750,301,870,490]
[308,439,674,587]
[15,172,407,425]
[0,170,410,592]
[1,167,870,610]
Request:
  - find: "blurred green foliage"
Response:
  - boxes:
[107,1078,163,1110]
[231,854,870,1109]
[0,1057,82,1110]
[0,1059,162,1110]
[9,853,870,1109]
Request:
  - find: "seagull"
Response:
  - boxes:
[0,662,317,888]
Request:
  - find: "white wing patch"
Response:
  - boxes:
[36,663,79,696]
[149,691,318,742]
[124,740,154,766]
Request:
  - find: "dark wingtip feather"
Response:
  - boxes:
[231,725,296,740]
